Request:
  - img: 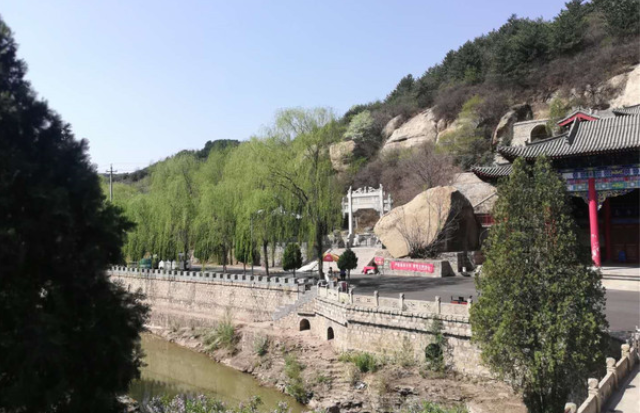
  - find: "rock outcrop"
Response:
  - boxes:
[329,141,356,172]
[451,173,497,215]
[492,103,533,146]
[382,115,405,139]
[609,64,640,108]
[374,186,480,258]
[382,109,440,152]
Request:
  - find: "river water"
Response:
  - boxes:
[129,334,304,413]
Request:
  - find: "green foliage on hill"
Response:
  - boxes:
[0,16,148,412]
[469,157,607,413]
[342,0,639,175]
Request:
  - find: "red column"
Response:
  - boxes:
[588,178,601,267]
[604,199,611,262]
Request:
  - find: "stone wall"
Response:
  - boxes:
[512,119,549,146]
[309,287,488,376]
[109,267,300,327]
[110,267,487,377]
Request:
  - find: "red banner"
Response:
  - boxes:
[390,261,434,273]
[374,256,385,265]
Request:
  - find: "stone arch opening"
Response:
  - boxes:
[327,327,335,340]
[530,124,549,142]
[299,318,310,331]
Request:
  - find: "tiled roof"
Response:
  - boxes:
[471,164,513,178]
[612,104,640,116]
[498,115,640,161]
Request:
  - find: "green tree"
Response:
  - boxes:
[337,249,358,281]
[437,95,493,170]
[282,243,303,276]
[469,157,607,413]
[0,17,148,412]
[262,108,343,279]
[593,0,640,38]
[550,0,588,56]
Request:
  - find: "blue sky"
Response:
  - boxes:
[3,1,569,172]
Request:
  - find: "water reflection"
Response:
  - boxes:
[130,334,303,413]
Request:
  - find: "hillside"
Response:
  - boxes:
[333,0,640,204]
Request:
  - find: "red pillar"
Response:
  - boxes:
[588,178,601,267]
[604,199,611,262]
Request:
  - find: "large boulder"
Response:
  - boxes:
[329,141,356,172]
[382,109,439,152]
[451,173,497,215]
[609,64,640,108]
[492,103,533,146]
[381,115,405,139]
[374,186,480,258]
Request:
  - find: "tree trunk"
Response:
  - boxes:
[316,222,324,279]
[263,240,269,276]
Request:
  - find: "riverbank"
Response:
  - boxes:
[147,323,525,413]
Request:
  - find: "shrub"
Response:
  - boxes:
[253,335,269,356]
[345,364,361,386]
[404,401,468,413]
[424,320,447,373]
[204,315,238,352]
[284,354,308,403]
[352,352,379,373]
[392,337,416,367]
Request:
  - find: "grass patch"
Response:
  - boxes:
[253,335,269,356]
[404,401,468,413]
[284,354,308,403]
[339,351,380,373]
[204,315,238,352]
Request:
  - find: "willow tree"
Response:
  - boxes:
[194,149,236,270]
[150,154,200,264]
[263,108,343,278]
[470,157,607,413]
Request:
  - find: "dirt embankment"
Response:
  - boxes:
[148,323,525,413]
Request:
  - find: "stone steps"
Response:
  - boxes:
[272,287,318,321]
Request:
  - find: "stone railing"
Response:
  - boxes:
[565,344,638,413]
[109,266,297,288]
[317,285,470,318]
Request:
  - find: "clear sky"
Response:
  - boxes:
[3,1,569,172]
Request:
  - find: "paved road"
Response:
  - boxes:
[604,366,640,413]
[349,274,640,333]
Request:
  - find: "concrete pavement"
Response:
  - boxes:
[349,270,640,333]
[603,366,640,413]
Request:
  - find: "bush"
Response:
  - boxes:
[204,315,238,352]
[352,352,379,373]
[424,320,447,373]
[284,354,308,403]
[253,335,269,356]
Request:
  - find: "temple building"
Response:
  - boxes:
[472,104,640,266]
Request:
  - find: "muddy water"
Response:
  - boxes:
[129,334,304,412]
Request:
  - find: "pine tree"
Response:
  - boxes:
[469,157,607,413]
[0,17,148,412]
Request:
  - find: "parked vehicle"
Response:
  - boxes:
[139,258,152,269]
[362,265,376,274]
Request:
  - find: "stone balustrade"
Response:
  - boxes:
[109,266,296,288]
[565,344,638,413]
[317,284,470,318]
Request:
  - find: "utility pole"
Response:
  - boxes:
[106,164,117,202]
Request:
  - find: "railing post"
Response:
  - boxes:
[399,293,404,312]
[435,296,441,315]
[374,290,379,308]
[348,287,354,305]
[606,357,617,387]
[587,378,600,413]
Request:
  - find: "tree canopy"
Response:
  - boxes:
[469,157,607,413]
[0,16,148,412]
